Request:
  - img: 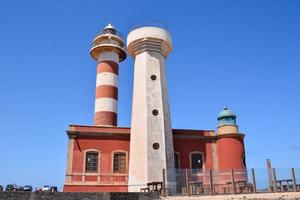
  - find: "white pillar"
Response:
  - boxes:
[127,27,176,193]
[65,137,74,183]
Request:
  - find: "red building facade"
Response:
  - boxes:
[64,126,246,192]
[63,24,246,192]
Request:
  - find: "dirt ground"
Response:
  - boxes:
[161,192,300,200]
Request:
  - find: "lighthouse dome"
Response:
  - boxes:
[217,107,237,125]
[218,107,236,119]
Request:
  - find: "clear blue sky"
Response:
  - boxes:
[1,0,300,189]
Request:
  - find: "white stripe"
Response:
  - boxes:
[96,72,118,87]
[95,98,117,113]
[97,51,119,63]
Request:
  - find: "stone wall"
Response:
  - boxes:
[0,192,159,200]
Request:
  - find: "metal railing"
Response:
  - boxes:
[91,39,125,49]
[162,168,300,196]
[95,30,125,41]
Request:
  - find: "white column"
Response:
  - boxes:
[65,137,74,183]
[127,27,176,193]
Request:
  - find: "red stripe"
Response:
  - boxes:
[94,111,117,126]
[95,85,118,99]
[97,61,119,75]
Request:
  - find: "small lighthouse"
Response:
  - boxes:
[90,23,126,126]
[216,107,246,170]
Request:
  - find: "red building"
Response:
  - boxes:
[63,24,246,192]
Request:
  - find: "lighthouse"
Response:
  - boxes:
[127,26,176,192]
[217,107,246,170]
[63,23,248,194]
[90,23,127,126]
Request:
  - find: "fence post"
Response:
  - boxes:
[209,169,214,195]
[272,168,277,193]
[266,159,273,192]
[231,169,236,194]
[185,169,190,196]
[291,168,297,192]
[251,168,257,194]
[162,168,166,197]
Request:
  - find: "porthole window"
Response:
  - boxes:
[151,75,157,80]
[153,143,160,150]
[152,109,159,116]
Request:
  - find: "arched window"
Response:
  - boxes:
[85,151,99,173]
[113,152,126,173]
[190,152,203,169]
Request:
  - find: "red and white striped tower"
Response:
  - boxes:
[90,24,126,126]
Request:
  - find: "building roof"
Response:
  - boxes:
[67,124,244,139]
[67,125,214,138]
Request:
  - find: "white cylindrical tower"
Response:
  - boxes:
[127,26,175,192]
[90,24,126,126]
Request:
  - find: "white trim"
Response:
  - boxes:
[64,182,128,186]
[97,51,119,63]
[96,72,118,87]
[65,138,74,183]
[95,98,117,113]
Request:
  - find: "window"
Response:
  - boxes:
[152,109,159,116]
[113,152,126,173]
[191,153,203,169]
[85,152,98,173]
[242,154,246,167]
[174,153,179,169]
[151,75,157,80]
[153,143,160,150]
[225,117,236,124]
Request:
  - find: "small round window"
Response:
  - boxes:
[153,143,160,150]
[152,109,159,116]
[151,75,157,80]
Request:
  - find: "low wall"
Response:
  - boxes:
[0,191,159,200]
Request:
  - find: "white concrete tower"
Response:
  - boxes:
[127,26,175,192]
[90,24,126,126]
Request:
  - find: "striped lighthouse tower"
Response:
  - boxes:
[90,24,126,126]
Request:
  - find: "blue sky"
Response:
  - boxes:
[0,0,300,189]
